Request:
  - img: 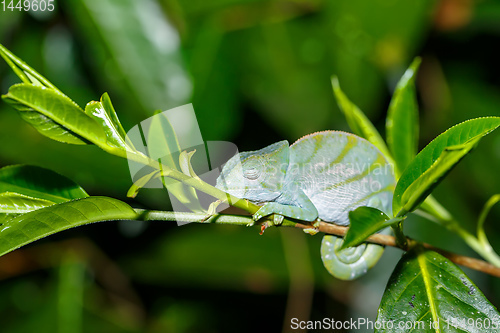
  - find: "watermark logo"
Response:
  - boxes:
[290,317,495,331]
[125,104,238,226]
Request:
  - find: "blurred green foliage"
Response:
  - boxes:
[1,0,500,332]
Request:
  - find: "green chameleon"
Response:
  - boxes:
[215,131,396,280]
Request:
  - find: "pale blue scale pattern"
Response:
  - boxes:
[287,131,394,225]
[216,131,396,280]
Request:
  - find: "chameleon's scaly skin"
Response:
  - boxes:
[216,131,396,280]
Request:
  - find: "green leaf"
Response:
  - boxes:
[398,138,480,216]
[148,112,204,212]
[0,213,18,224]
[84,93,131,154]
[0,197,137,257]
[332,76,393,162]
[0,192,55,213]
[100,92,128,141]
[386,58,421,174]
[477,194,500,247]
[0,43,62,93]
[2,84,107,145]
[393,117,500,216]
[63,0,190,111]
[376,248,500,332]
[341,206,404,250]
[0,165,88,203]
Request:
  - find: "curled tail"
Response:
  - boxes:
[320,235,384,280]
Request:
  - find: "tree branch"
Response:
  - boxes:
[135,209,500,278]
[119,140,500,271]
[299,221,500,278]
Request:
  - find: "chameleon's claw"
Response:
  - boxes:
[253,208,284,227]
[252,213,263,222]
[253,204,274,222]
[303,219,321,235]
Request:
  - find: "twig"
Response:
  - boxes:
[295,221,500,278]
[136,209,500,278]
[111,134,500,275]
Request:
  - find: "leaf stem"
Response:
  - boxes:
[391,223,408,250]
[134,209,254,226]
[417,198,500,268]
[95,144,262,216]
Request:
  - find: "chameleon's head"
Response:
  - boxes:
[216,140,290,202]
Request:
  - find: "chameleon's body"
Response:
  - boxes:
[216,131,396,280]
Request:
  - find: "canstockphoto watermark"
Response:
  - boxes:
[290,317,500,331]
[291,317,417,330]
[125,104,239,226]
[290,318,500,332]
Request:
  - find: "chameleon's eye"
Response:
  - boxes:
[243,167,260,180]
[242,157,263,180]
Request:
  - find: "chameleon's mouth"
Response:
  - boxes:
[215,179,282,204]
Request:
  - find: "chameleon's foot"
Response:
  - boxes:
[246,220,256,227]
[252,210,283,226]
[253,207,271,222]
[252,212,264,222]
[253,203,279,223]
[303,227,319,236]
[303,219,321,235]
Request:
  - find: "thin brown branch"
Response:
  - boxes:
[138,210,500,278]
[293,221,500,278]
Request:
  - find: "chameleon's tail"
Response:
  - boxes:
[320,235,384,280]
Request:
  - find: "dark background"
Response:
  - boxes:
[0,0,499,332]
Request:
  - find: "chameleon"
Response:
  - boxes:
[215,131,396,280]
